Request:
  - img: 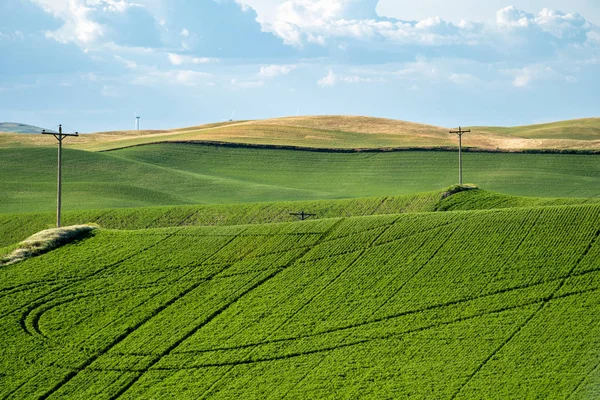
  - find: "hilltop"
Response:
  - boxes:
[0,122,53,134]
[1,116,599,152]
[473,118,600,141]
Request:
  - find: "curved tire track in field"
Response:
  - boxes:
[0,277,81,298]
[33,223,599,398]
[148,268,600,358]
[109,220,344,400]
[22,282,170,340]
[60,237,319,354]
[9,231,181,332]
[35,229,242,400]
[14,219,599,398]
[89,288,599,373]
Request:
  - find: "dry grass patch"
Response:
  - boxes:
[243,115,450,136]
[0,225,97,266]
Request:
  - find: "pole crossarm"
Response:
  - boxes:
[42,130,79,139]
[449,127,471,136]
[290,211,317,221]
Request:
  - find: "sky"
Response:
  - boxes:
[1,0,599,132]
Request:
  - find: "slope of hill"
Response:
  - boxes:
[0,122,53,134]
[2,144,600,215]
[473,118,600,141]
[1,204,599,398]
[3,188,600,248]
[1,116,599,152]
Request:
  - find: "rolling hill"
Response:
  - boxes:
[473,118,600,141]
[1,204,599,398]
[1,144,600,215]
[3,187,600,249]
[1,116,599,152]
[0,122,53,134]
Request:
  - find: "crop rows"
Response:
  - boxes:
[1,204,599,398]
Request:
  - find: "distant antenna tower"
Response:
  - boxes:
[135,111,141,130]
[228,109,235,122]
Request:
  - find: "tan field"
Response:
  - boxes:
[1,115,599,152]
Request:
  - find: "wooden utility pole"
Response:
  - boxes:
[42,125,79,227]
[449,127,470,185]
[290,211,317,221]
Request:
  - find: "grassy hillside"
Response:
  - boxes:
[436,189,600,211]
[1,144,599,215]
[2,116,599,152]
[0,191,443,247]
[3,188,600,248]
[473,118,600,141]
[1,204,599,398]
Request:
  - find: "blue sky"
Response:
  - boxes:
[1,0,599,132]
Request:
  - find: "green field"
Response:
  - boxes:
[2,116,600,398]
[3,188,600,249]
[1,204,599,398]
[1,144,599,215]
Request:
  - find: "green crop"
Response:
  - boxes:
[1,204,599,398]
[2,189,599,248]
[1,145,600,215]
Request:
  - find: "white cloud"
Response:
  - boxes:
[449,73,478,85]
[168,53,184,65]
[565,75,577,83]
[193,57,219,64]
[587,30,600,45]
[0,30,25,41]
[496,6,533,29]
[114,55,138,69]
[318,69,337,87]
[243,0,600,68]
[497,6,592,40]
[41,0,105,45]
[256,0,483,46]
[168,53,219,66]
[32,0,157,48]
[181,28,190,37]
[504,64,559,88]
[330,58,491,87]
[259,64,297,77]
[101,84,118,97]
[100,0,142,13]
[231,78,265,88]
[340,74,384,83]
[134,69,213,86]
[317,68,383,87]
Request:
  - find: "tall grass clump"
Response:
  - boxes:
[441,183,479,198]
[0,225,97,266]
